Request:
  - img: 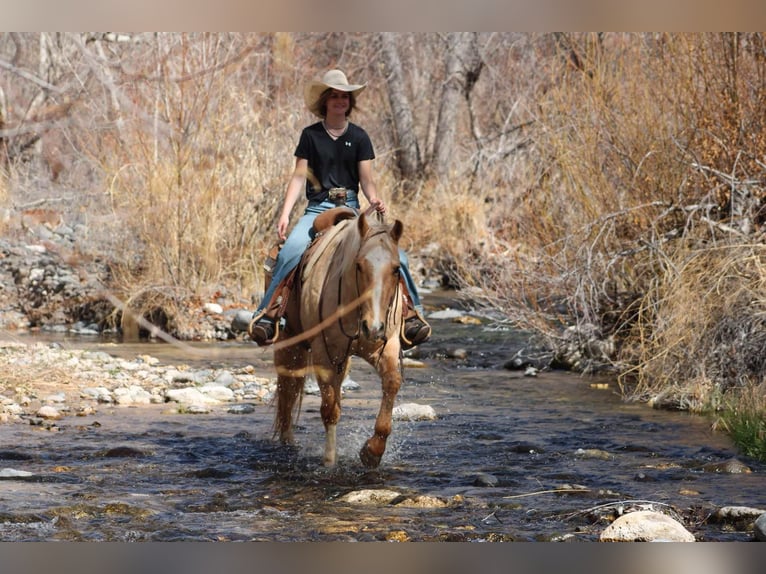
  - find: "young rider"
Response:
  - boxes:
[247,69,431,349]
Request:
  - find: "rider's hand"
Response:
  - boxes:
[277,215,290,241]
[372,199,387,215]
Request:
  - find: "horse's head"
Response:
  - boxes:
[355,212,404,342]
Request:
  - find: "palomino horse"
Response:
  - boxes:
[273,209,405,468]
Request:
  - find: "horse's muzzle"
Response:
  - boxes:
[361,319,386,341]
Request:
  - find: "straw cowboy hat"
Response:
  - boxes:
[304,69,367,117]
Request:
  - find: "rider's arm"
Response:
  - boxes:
[277,158,308,240]
[358,159,386,214]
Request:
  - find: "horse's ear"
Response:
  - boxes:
[358,211,370,237]
[391,219,403,243]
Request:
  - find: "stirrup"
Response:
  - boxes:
[401,312,431,350]
[248,312,280,346]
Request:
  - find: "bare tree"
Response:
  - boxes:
[433,32,483,180]
[378,33,421,181]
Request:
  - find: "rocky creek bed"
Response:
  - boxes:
[1,334,765,542]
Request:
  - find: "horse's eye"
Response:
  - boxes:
[393,266,401,276]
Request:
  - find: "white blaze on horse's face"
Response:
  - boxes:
[358,243,400,341]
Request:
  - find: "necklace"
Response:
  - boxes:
[323,120,348,139]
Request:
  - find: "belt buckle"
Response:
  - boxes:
[328,187,347,206]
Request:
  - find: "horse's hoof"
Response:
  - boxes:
[359,445,382,468]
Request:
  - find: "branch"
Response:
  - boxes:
[0,58,63,93]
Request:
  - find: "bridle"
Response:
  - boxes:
[319,218,402,373]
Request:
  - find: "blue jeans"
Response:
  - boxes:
[256,198,423,314]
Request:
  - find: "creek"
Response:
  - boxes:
[0,293,762,541]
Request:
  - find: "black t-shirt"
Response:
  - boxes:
[294,121,375,203]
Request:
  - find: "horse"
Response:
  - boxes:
[272,208,405,468]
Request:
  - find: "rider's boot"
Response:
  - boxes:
[400,284,431,350]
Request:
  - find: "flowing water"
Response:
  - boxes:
[0,294,763,542]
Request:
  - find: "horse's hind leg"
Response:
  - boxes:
[360,349,403,468]
[274,344,308,445]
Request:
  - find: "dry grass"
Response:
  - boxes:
[622,243,766,411]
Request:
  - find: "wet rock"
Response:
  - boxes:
[395,495,449,508]
[507,442,545,454]
[103,446,145,458]
[428,309,463,320]
[701,458,751,474]
[446,348,468,360]
[755,513,766,541]
[600,510,695,542]
[392,403,437,421]
[341,378,360,392]
[183,404,212,414]
[473,473,499,487]
[634,472,656,482]
[0,468,34,478]
[574,448,613,460]
[713,505,766,526]
[228,404,256,415]
[338,489,402,505]
[302,377,361,396]
[386,530,410,542]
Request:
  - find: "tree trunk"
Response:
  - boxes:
[433,32,482,180]
[378,33,421,181]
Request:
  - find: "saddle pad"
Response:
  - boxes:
[301,217,354,282]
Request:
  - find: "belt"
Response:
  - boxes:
[328,187,349,206]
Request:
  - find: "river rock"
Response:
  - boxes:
[81,387,114,403]
[203,303,223,315]
[713,506,766,524]
[600,510,695,542]
[428,309,463,320]
[0,468,34,478]
[165,387,220,405]
[702,458,752,474]
[338,489,402,505]
[230,310,254,333]
[228,404,255,415]
[755,513,766,541]
[199,384,234,402]
[473,473,499,487]
[35,405,61,419]
[113,385,153,405]
[446,348,468,360]
[392,403,437,421]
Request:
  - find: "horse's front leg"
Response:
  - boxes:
[317,365,346,467]
[360,347,403,468]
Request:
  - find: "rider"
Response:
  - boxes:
[247,69,431,349]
